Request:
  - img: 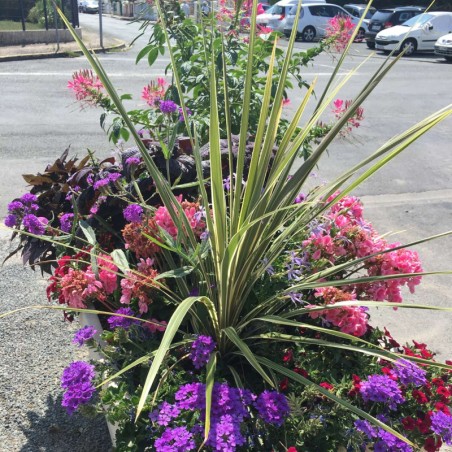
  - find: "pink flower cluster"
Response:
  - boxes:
[59,254,118,309]
[308,287,369,337]
[302,193,422,303]
[325,15,355,53]
[142,78,167,107]
[68,69,105,107]
[154,196,206,239]
[297,193,423,334]
[332,99,364,136]
[120,258,161,314]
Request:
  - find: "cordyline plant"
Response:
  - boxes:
[3,0,452,449]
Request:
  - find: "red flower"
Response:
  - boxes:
[279,378,289,392]
[294,368,309,378]
[352,374,361,384]
[401,416,415,431]
[424,436,442,452]
[413,339,427,350]
[416,412,432,434]
[287,448,298,452]
[412,389,429,404]
[437,386,451,398]
[434,402,451,414]
[283,349,293,363]
[432,378,445,387]
[381,367,397,381]
[320,382,334,390]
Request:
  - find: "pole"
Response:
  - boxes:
[54,3,60,52]
[99,0,104,49]
[19,0,26,31]
[43,0,49,30]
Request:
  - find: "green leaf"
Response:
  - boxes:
[111,249,130,273]
[136,44,153,64]
[135,296,208,420]
[79,220,97,246]
[223,327,274,387]
[148,47,159,66]
[154,266,194,280]
[203,352,217,446]
[120,127,130,142]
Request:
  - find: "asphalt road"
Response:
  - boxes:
[1,12,452,364]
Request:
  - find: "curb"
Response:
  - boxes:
[0,41,127,63]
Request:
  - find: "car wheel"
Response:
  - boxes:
[445,57,452,63]
[301,26,315,42]
[401,38,416,56]
[355,27,365,41]
[366,41,375,49]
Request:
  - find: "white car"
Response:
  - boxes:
[375,12,452,56]
[256,0,325,33]
[343,4,377,39]
[435,32,452,62]
[284,3,359,42]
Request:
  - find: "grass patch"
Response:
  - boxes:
[0,20,44,31]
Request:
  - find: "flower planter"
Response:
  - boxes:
[79,311,117,447]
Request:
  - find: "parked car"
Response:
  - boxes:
[284,3,359,42]
[78,0,87,12]
[375,12,452,56]
[435,32,452,61]
[365,6,424,49]
[80,0,99,14]
[343,4,377,39]
[256,0,325,33]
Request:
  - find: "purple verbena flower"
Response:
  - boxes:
[123,204,143,223]
[7,201,24,213]
[22,214,47,235]
[93,178,110,190]
[175,382,206,411]
[393,358,427,386]
[359,374,405,410]
[4,214,17,228]
[206,414,246,451]
[254,390,290,426]
[107,307,140,330]
[61,361,95,389]
[374,429,413,452]
[20,193,38,204]
[150,401,181,426]
[60,213,74,233]
[354,419,377,439]
[154,425,196,452]
[190,335,216,369]
[72,325,97,347]
[61,381,96,415]
[159,100,178,114]
[126,156,141,166]
[431,411,452,445]
[108,173,121,183]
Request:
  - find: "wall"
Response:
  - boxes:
[0,28,82,46]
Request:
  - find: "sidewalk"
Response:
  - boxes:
[0,28,127,62]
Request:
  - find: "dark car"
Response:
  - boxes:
[365,6,424,49]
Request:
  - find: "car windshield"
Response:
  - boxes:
[365,7,377,19]
[401,13,434,27]
[371,10,393,22]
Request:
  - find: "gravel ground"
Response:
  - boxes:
[0,231,112,452]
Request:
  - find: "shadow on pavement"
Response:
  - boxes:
[18,394,112,452]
